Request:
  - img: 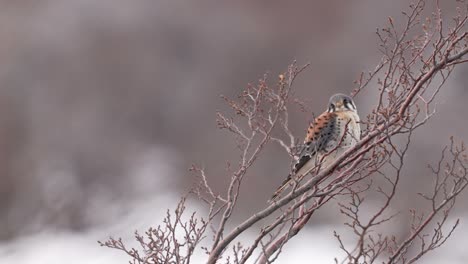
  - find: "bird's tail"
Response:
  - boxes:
[269,174,294,203]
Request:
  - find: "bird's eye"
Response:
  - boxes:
[344,99,355,110]
[343,99,350,107]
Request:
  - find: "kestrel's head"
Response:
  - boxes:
[327,93,357,113]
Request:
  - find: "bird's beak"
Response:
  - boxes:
[335,101,343,108]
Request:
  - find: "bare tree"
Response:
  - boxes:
[100,1,468,263]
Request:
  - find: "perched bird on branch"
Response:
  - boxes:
[270,93,361,202]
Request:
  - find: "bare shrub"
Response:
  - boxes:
[100,1,468,263]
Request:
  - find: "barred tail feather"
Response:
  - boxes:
[269,174,293,202]
[269,161,317,203]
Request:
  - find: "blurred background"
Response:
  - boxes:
[0,0,467,263]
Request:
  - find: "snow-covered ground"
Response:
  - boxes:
[1,191,466,264]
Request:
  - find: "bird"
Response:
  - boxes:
[270,93,361,202]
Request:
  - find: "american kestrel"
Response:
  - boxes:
[270,93,361,201]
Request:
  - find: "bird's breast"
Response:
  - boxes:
[332,111,361,148]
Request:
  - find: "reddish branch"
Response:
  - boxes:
[101,1,468,264]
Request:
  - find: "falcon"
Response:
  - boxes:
[270,93,361,201]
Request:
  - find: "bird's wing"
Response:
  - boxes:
[294,111,337,175]
[270,111,336,202]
